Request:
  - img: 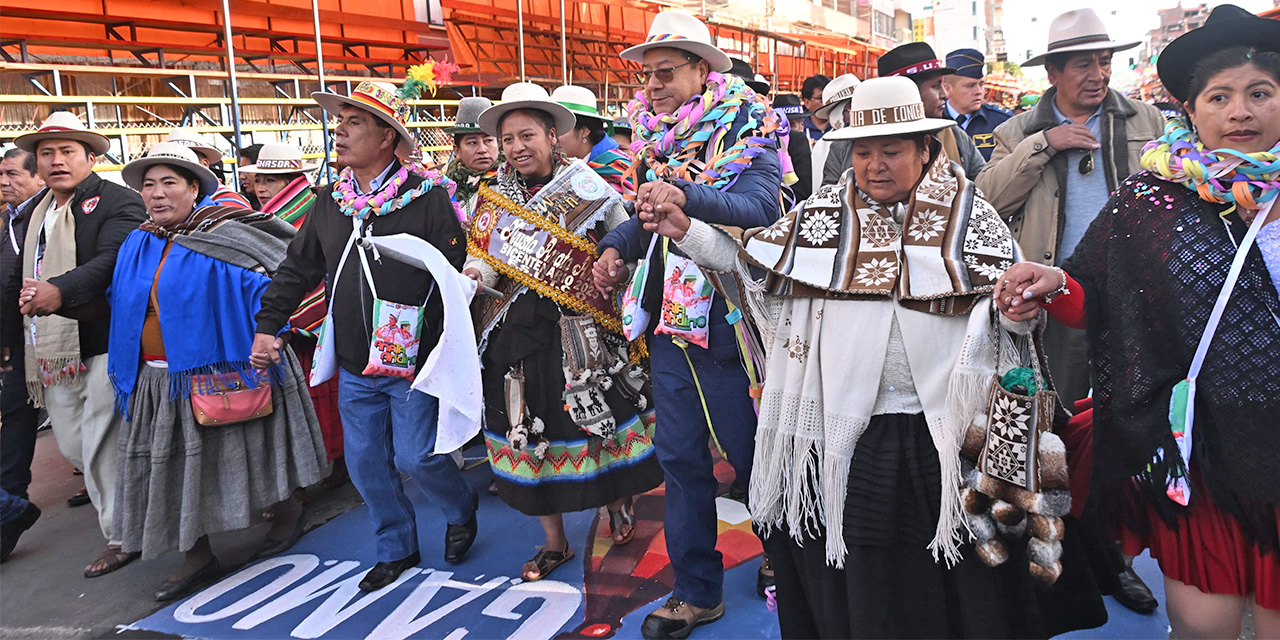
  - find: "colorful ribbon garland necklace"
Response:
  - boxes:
[1141,116,1280,215]
[332,163,465,222]
[626,72,786,192]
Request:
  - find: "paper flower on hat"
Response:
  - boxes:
[398,57,460,100]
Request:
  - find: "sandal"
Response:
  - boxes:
[521,545,575,582]
[84,544,141,578]
[607,498,636,546]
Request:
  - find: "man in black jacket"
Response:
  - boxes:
[1,148,45,504]
[11,112,146,577]
[252,82,479,592]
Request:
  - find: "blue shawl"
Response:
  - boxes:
[107,228,274,414]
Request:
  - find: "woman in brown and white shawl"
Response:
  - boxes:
[640,76,1109,638]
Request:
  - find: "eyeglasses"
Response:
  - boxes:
[635,60,697,84]
[1078,152,1094,175]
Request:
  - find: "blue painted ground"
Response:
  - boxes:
[129,462,1173,639]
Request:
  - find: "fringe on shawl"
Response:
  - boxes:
[25,356,87,408]
[938,300,1005,566]
[110,359,282,420]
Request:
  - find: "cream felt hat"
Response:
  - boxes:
[122,142,221,196]
[15,111,111,155]
[825,77,956,141]
[166,128,224,165]
[551,85,611,126]
[1023,8,1140,67]
[813,73,863,120]
[477,83,577,138]
[620,10,732,73]
[244,142,319,174]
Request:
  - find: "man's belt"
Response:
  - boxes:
[468,184,622,334]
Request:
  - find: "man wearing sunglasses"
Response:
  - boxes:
[975,8,1163,409]
[593,10,784,639]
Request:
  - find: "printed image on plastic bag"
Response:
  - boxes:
[363,299,426,379]
[656,253,713,349]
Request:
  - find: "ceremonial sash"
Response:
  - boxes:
[469,183,622,335]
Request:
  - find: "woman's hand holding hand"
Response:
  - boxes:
[994,262,1060,322]
[593,247,626,296]
[250,332,284,373]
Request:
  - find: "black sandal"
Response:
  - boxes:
[607,498,636,545]
[521,545,574,582]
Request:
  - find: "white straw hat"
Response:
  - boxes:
[312,81,417,158]
[477,83,577,138]
[551,85,611,125]
[166,128,223,165]
[244,142,319,174]
[15,111,111,155]
[813,73,863,120]
[825,77,956,141]
[122,142,221,196]
[1023,9,1140,67]
[620,11,732,73]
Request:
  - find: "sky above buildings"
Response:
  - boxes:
[903,0,1275,83]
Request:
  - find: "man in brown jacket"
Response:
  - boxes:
[976,8,1165,616]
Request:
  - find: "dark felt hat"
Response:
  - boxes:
[877,42,955,79]
[1157,4,1280,102]
[770,93,810,118]
[729,57,771,95]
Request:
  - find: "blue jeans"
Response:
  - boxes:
[338,370,477,562]
[650,332,758,609]
[0,486,28,523]
[1,353,39,499]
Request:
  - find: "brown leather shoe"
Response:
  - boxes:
[640,597,725,639]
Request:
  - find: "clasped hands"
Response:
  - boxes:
[993,262,1064,323]
[592,181,690,296]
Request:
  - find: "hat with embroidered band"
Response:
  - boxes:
[825,77,957,141]
[611,117,634,133]
[771,94,810,119]
[551,85,612,126]
[478,82,577,138]
[166,128,224,166]
[15,111,111,155]
[877,42,956,79]
[312,81,417,158]
[1022,8,1139,67]
[244,142,319,175]
[1156,4,1280,102]
[813,73,863,120]
[946,49,986,79]
[122,142,221,196]
[444,96,494,135]
[621,10,732,73]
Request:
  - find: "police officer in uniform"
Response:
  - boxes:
[943,48,1013,161]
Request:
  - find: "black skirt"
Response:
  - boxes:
[764,412,1109,639]
[483,292,663,517]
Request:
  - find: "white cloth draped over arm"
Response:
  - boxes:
[365,233,483,455]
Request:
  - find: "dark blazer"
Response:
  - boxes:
[3,174,146,357]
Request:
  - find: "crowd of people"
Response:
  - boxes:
[0,3,1277,639]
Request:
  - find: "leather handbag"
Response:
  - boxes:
[190,372,273,426]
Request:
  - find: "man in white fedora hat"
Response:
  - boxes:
[252,80,479,592]
[975,9,1163,613]
[443,96,498,218]
[166,128,251,209]
[8,111,146,578]
[594,9,787,638]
